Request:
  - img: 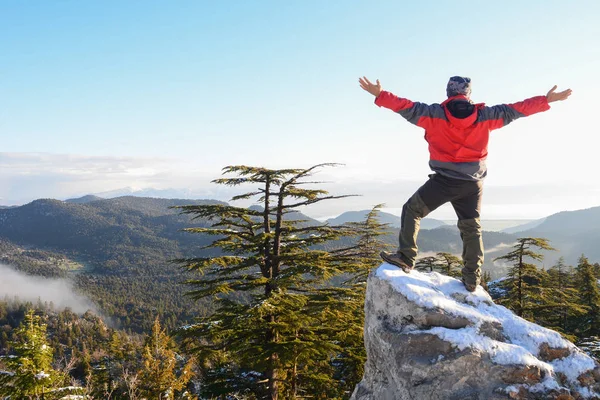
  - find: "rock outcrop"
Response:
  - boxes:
[351,264,600,400]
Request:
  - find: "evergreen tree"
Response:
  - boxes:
[482,270,492,285]
[0,309,65,399]
[577,336,600,361]
[435,252,463,278]
[414,252,462,278]
[328,205,392,397]
[341,205,393,284]
[593,262,600,280]
[138,317,194,400]
[574,255,600,337]
[176,164,361,399]
[541,257,586,338]
[415,256,439,273]
[493,238,555,319]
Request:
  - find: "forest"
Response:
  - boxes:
[1,165,599,399]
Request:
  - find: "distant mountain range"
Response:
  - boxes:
[1,196,598,267]
[92,187,205,200]
[65,194,104,204]
[515,206,600,265]
[325,210,446,230]
[500,218,547,234]
[0,196,519,283]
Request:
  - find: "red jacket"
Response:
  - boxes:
[374,92,550,180]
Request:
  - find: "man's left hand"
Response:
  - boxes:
[359,76,382,97]
[546,85,572,103]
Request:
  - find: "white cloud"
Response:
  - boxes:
[0,264,97,314]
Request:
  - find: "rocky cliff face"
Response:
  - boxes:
[351,264,600,400]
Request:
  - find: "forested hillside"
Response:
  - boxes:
[0,196,522,333]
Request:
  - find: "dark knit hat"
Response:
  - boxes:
[446,76,472,98]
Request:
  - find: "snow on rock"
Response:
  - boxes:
[350,263,600,400]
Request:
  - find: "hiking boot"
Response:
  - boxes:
[380,251,413,273]
[462,278,477,293]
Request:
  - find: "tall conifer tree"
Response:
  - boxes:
[138,317,194,399]
[327,205,392,396]
[541,257,586,338]
[176,164,361,399]
[0,310,70,399]
[574,255,600,337]
[494,238,555,319]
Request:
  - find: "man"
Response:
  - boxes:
[359,75,571,292]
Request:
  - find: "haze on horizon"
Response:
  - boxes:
[1,1,598,220]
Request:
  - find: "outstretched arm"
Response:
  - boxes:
[481,85,572,129]
[359,76,441,126]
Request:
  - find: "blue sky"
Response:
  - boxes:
[1,1,599,219]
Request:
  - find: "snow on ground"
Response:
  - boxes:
[34,371,50,379]
[376,263,598,396]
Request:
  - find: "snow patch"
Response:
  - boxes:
[376,263,599,397]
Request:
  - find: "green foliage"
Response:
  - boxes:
[138,317,195,399]
[414,252,462,278]
[0,309,74,399]
[435,252,463,278]
[323,205,392,397]
[492,243,600,356]
[177,164,365,399]
[494,238,555,319]
[539,258,587,338]
[574,255,600,336]
[0,198,223,334]
[577,336,600,360]
[0,195,518,335]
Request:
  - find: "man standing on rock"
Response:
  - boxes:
[359,76,571,292]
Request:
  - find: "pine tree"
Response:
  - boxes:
[577,336,600,361]
[436,252,463,278]
[138,317,194,400]
[415,256,439,273]
[328,205,392,397]
[414,252,462,278]
[593,262,600,280]
[493,238,555,319]
[482,270,492,285]
[574,255,600,337]
[341,205,394,284]
[176,164,361,399]
[0,309,63,399]
[540,257,586,338]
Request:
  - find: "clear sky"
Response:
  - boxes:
[1,0,599,219]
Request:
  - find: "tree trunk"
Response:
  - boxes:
[263,178,272,279]
[266,317,279,400]
[517,242,524,317]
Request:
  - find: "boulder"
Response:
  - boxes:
[351,264,600,400]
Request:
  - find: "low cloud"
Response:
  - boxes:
[485,242,515,255]
[0,264,97,314]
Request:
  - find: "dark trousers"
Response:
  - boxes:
[398,173,484,285]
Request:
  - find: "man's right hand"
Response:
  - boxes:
[359,76,382,97]
[546,85,572,103]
